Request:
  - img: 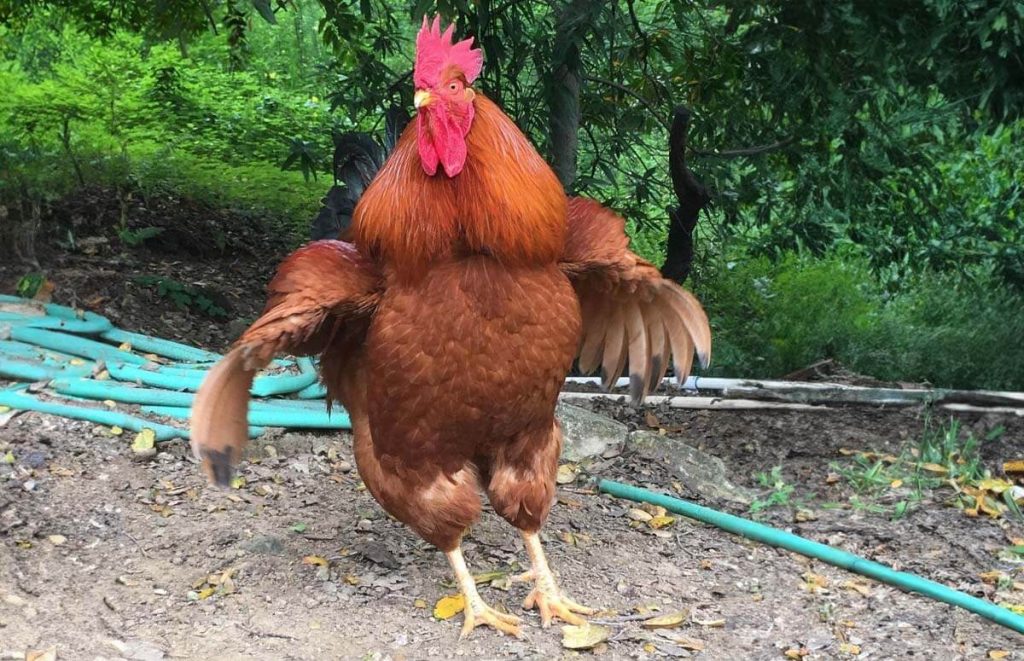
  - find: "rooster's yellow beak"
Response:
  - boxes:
[414,90,433,110]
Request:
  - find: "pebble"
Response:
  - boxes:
[356,518,373,532]
[22,480,36,492]
[337,460,353,473]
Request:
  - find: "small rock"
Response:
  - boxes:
[356,518,373,532]
[336,460,353,473]
[557,402,628,462]
[22,480,36,492]
[152,588,168,596]
[240,534,285,556]
[47,535,66,546]
[628,431,755,505]
[21,451,46,469]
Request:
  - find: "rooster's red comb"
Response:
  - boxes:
[414,15,483,89]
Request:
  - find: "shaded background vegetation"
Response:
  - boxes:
[1,0,1022,388]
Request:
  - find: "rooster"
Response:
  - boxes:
[191,16,710,638]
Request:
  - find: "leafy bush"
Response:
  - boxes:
[697,251,1024,390]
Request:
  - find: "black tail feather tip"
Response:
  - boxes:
[201,448,235,488]
[628,372,645,406]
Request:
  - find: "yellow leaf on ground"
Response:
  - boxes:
[197,587,216,599]
[989,651,1010,660]
[980,570,1004,584]
[999,602,1024,615]
[2,451,13,464]
[230,476,246,489]
[920,463,948,474]
[556,464,578,484]
[472,570,507,584]
[802,572,829,592]
[131,429,156,454]
[302,555,328,567]
[839,642,861,655]
[561,623,610,649]
[890,479,903,489]
[25,647,57,661]
[978,478,1014,493]
[414,598,427,609]
[1004,460,1024,474]
[785,648,809,659]
[649,515,676,529]
[692,616,726,627]
[841,579,873,597]
[433,593,465,620]
[109,426,123,436]
[641,610,689,629]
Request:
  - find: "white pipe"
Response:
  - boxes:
[558,392,827,411]
[564,376,1024,406]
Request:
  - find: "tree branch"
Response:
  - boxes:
[583,75,671,132]
[690,136,796,158]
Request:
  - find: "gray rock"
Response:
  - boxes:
[556,402,628,462]
[240,534,285,555]
[627,430,755,505]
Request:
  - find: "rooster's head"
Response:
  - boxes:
[413,16,483,178]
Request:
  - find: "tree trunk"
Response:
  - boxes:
[661,107,710,284]
[549,0,603,192]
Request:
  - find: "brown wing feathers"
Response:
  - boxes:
[190,240,380,486]
[563,197,712,405]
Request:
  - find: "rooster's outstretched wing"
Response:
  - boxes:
[560,197,711,404]
[191,241,381,484]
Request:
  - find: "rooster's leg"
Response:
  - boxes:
[513,531,596,627]
[446,545,521,638]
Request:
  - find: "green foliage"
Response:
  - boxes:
[133,275,228,318]
[835,417,1006,520]
[15,273,46,298]
[117,226,164,247]
[750,466,794,514]
[698,250,1024,390]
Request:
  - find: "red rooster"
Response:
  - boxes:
[191,16,710,638]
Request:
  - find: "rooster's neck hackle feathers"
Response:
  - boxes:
[415,16,483,89]
[353,94,567,281]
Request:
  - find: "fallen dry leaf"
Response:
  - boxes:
[414,598,427,609]
[561,623,610,649]
[302,555,328,567]
[628,508,653,522]
[692,616,725,627]
[802,571,829,593]
[131,429,156,456]
[433,593,465,620]
[556,464,578,485]
[649,515,675,529]
[784,647,809,659]
[25,647,57,661]
[988,651,1010,660]
[641,610,688,629]
[1003,460,1024,474]
[841,579,873,597]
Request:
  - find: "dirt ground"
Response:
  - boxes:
[3,207,1024,660]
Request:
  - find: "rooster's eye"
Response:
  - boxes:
[448,81,460,92]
